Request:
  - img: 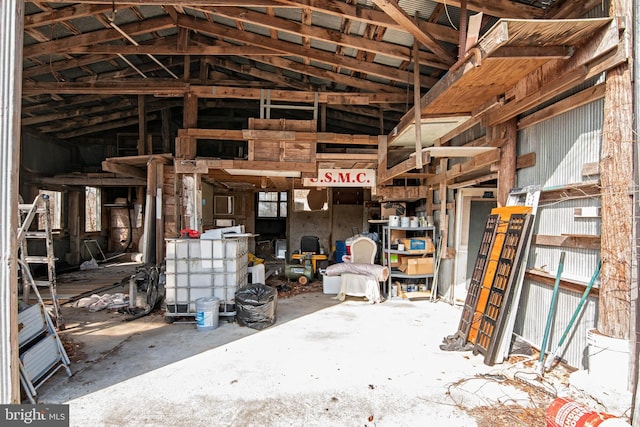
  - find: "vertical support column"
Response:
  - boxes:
[0,0,23,403]
[438,158,449,256]
[161,108,171,153]
[599,0,633,341]
[413,40,422,170]
[67,191,81,266]
[155,162,164,264]
[491,119,517,207]
[138,94,146,155]
[142,158,158,264]
[376,135,388,186]
[181,92,198,159]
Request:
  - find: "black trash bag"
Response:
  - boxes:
[235,283,277,330]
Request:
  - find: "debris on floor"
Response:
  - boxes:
[267,277,323,298]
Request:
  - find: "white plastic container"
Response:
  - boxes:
[322,275,341,294]
[248,264,266,284]
[586,328,630,391]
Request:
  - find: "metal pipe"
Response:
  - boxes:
[536,251,566,375]
[117,53,147,78]
[544,260,601,371]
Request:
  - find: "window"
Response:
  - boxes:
[37,190,62,230]
[214,195,234,215]
[85,187,101,232]
[257,192,287,218]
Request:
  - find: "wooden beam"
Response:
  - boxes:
[448,172,498,189]
[101,160,147,179]
[176,14,435,86]
[491,46,574,59]
[371,0,454,62]
[539,181,601,202]
[197,6,453,69]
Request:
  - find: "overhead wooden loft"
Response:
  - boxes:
[379,16,623,185]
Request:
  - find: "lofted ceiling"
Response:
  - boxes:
[19,0,604,189]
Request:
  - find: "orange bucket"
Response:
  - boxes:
[546,398,619,427]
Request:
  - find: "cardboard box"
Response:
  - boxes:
[400,237,435,253]
[387,253,400,268]
[398,256,434,275]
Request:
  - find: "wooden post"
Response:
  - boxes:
[67,191,81,266]
[490,119,517,207]
[137,94,146,155]
[161,108,171,153]
[413,40,422,170]
[599,0,633,340]
[458,0,467,59]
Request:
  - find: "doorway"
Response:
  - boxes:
[453,188,496,303]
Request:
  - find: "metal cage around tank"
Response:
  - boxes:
[164,235,249,321]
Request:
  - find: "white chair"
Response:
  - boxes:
[338,236,382,303]
[348,236,377,264]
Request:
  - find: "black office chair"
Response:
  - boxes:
[300,236,320,253]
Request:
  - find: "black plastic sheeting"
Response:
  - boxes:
[235,283,277,330]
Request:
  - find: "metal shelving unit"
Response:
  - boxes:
[382,225,437,297]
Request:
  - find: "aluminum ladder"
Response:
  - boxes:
[18,194,64,330]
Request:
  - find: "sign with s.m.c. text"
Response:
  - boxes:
[303,169,376,188]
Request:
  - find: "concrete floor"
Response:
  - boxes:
[30,261,627,427]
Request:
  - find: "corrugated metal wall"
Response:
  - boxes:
[515,99,604,369]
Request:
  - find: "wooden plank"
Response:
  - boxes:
[376,185,428,201]
[582,162,600,176]
[243,130,296,140]
[533,234,601,250]
[516,152,536,169]
[525,269,599,298]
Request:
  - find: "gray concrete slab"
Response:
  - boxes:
[38,290,508,426]
[34,263,630,426]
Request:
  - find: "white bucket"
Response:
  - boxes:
[388,215,400,227]
[400,216,410,227]
[586,328,630,391]
[195,297,220,331]
[409,217,419,228]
